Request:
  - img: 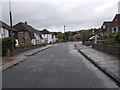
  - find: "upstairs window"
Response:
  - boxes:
[103,25,106,29]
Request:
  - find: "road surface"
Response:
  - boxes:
[2,42,119,88]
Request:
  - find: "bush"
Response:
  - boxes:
[2,37,16,56]
[114,32,120,44]
[80,30,91,42]
[21,42,34,46]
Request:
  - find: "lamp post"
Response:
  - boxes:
[9,0,14,55]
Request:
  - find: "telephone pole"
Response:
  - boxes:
[9,0,14,55]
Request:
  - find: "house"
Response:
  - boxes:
[40,29,57,44]
[101,21,112,35]
[111,14,120,33]
[14,21,43,45]
[72,34,81,41]
[0,20,18,45]
[90,28,102,36]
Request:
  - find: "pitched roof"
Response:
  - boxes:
[111,14,120,26]
[0,20,17,31]
[14,22,42,39]
[103,21,112,26]
[101,21,112,29]
[40,29,51,34]
[113,14,120,21]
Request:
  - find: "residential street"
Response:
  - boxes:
[2,42,119,88]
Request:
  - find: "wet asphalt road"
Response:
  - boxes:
[2,42,119,88]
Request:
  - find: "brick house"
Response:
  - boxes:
[101,21,112,35]
[0,20,18,45]
[111,14,120,33]
[14,21,43,45]
[90,28,102,36]
[72,34,81,41]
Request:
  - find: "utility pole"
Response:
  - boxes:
[9,0,14,55]
[64,25,65,41]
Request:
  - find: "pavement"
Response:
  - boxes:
[0,44,55,71]
[2,42,119,88]
[75,42,120,85]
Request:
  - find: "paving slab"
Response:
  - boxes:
[75,42,119,83]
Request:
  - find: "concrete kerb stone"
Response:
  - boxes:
[78,49,120,87]
[1,45,54,71]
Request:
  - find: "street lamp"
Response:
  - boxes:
[9,0,14,55]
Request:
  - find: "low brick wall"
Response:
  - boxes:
[83,41,93,46]
[92,44,120,55]
[13,44,46,55]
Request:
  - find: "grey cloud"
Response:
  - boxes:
[2,0,119,32]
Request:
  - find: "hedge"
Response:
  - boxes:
[1,37,16,56]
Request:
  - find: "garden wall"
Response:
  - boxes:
[92,44,120,56]
[13,44,46,55]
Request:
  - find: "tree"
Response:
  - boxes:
[80,30,91,42]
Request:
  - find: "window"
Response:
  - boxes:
[118,27,120,32]
[103,25,106,29]
[2,34,5,38]
[3,28,5,34]
[21,41,25,44]
[52,34,54,39]
[113,28,116,32]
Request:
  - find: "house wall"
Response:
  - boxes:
[31,39,36,45]
[42,34,56,44]
[16,39,19,46]
[0,27,9,38]
[111,15,120,33]
[33,33,43,45]
[17,31,31,45]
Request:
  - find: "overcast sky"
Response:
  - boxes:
[1,0,120,32]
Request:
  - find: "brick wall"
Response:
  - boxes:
[18,31,31,45]
[13,44,46,55]
[92,44,120,56]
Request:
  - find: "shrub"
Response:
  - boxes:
[21,42,34,46]
[114,32,120,44]
[2,37,16,56]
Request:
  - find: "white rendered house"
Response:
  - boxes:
[0,20,19,45]
[40,29,57,44]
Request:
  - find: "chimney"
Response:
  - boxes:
[25,21,27,25]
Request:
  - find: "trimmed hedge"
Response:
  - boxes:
[21,42,34,46]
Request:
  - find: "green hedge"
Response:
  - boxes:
[99,32,120,45]
[1,37,16,56]
[21,42,34,46]
[114,32,120,44]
